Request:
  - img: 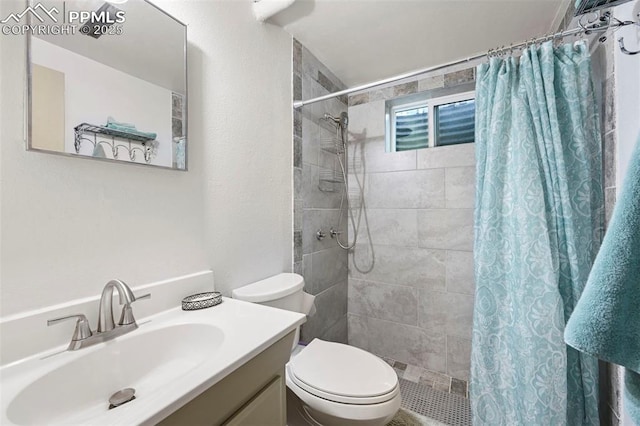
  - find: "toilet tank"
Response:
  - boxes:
[231,273,305,313]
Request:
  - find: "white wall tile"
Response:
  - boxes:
[349,279,418,325]
[348,313,370,351]
[348,100,386,138]
[302,280,348,342]
[447,336,472,381]
[302,116,320,166]
[446,251,475,295]
[445,166,475,208]
[350,244,445,291]
[417,209,474,251]
[417,143,475,169]
[309,246,348,294]
[363,316,447,373]
[357,209,418,247]
[418,290,474,339]
[303,164,343,209]
[322,315,348,344]
[366,169,445,209]
[360,138,417,173]
[302,208,342,254]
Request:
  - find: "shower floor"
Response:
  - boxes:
[398,378,471,426]
[381,357,471,426]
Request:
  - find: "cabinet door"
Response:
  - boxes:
[224,376,285,426]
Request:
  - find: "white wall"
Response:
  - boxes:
[162,0,293,296]
[0,0,293,316]
[33,38,173,167]
[615,0,640,189]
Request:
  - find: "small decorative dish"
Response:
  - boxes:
[181,292,223,311]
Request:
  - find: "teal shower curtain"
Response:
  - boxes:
[471,41,602,425]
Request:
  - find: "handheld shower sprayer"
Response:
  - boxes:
[319,111,362,250]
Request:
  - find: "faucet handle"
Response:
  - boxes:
[329,228,342,238]
[133,293,151,302]
[47,314,93,341]
[118,293,151,326]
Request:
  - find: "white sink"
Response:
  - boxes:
[1,298,305,425]
[7,324,223,425]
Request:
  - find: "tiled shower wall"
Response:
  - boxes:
[293,39,349,344]
[346,69,477,381]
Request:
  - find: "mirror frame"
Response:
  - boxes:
[25,0,188,171]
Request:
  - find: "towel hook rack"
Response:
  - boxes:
[74,123,156,164]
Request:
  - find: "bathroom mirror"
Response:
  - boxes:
[26,0,187,170]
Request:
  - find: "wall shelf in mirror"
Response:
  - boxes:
[74,123,156,163]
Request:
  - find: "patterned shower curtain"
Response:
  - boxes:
[471,41,602,425]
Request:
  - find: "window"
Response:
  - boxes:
[386,91,475,152]
[391,101,429,152]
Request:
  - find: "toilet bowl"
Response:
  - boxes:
[287,339,400,426]
[232,273,401,426]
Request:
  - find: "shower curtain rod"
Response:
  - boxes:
[293,13,634,109]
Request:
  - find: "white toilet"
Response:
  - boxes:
[232,273,401,426]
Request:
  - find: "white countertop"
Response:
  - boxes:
[0,297,306,425]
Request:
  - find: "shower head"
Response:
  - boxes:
[323,112,348,128]
[323,113,340,124]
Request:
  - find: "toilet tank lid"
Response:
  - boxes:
[232,273,304,303]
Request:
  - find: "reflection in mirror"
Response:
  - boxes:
[27,0,187,170]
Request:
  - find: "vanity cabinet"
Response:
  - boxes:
[158,331,294,426]
[224,376,285,425]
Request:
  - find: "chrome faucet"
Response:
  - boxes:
[48,279,150,351]
[98,279,138,332]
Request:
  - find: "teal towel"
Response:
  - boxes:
[106,124,157,140]
[105,117,157,140]
[565,133,640,425]
[574,0,605,12]
[92,143,106,158]
[106,116,136,130]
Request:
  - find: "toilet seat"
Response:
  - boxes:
[287,339,399,405]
